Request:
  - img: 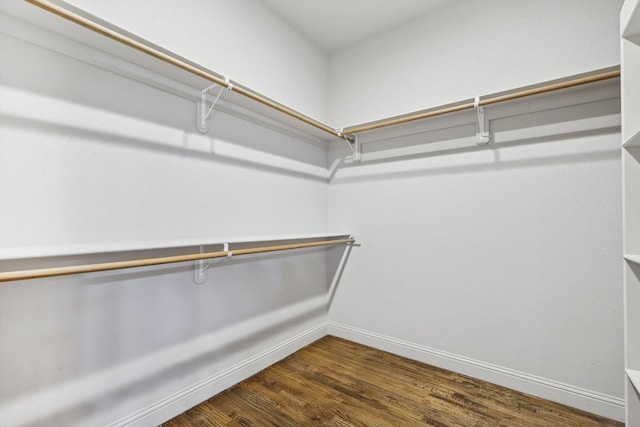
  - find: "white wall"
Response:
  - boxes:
[0,20,339,426]
[64,0,329,123]
[328,0,623,126]
[325,3,624,419]
[327,81,624,419]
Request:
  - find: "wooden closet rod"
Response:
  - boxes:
[25,1,620,140]
[25,0,340,139]
[344,69,621,134]
[0,239,354,283]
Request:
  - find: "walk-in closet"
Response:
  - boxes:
[0,0,637,425]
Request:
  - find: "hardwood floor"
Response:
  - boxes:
[163,336,622,426]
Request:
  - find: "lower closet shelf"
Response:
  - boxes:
[0,234,355,283]
[624,129,640,147]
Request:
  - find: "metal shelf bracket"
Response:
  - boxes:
[340,131,361,163]
[475,96,490,146]
[197,77,233,133]
[194,243,232,284]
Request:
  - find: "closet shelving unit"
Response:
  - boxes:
[3,1,621,145]
[0,0,359,283]
[0,0,625,284]
[623,0,640,424]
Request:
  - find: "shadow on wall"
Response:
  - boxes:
[630,261,640,280]
[332,129,619,185]
[0,243,352,426]
[0,110,327,182]
[0,33,328,177]
[329,82,621,184]
[0,292,325,426]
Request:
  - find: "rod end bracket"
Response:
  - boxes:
[341,132,361,163]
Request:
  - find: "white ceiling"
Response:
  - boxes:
[262,0,455,54]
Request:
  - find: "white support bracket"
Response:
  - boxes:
[197,77,233,133]
[194,243,232,284]
[474,96,490,146]
[340,130,361,163]
[350,234,363,246]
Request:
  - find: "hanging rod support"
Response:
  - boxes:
[194,243,232,284]
[0,238,354,283]
[474,96,490,146]
[197,77,234,133]
[339,129,361,163]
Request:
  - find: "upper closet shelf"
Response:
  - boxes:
[0,0,341,143]
[622,0,640,39]
[625,254,640,265]
[0,0,621,149]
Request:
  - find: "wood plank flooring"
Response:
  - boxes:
[163,336,623,426]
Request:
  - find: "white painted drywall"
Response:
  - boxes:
[325,2,625,416]
[64,0,329,123]
[0,26,329,249]
[327,82,624,418]
[0,23,336,426]
[328,0,623,126]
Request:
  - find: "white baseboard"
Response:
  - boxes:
[327,321,625,423]
[112,320,624,425]
[110,322,328,427]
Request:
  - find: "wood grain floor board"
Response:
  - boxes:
[305,342,519,426]
[163,336,623,427]
[315,340,579,427]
